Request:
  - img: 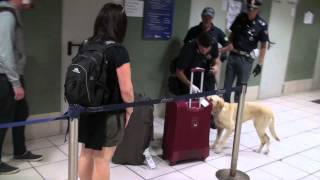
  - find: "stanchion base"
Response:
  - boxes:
[216,169,250,180]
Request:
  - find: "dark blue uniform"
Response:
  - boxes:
[176,41,219,94]
[184,23,229,47]
[224,12,269,102]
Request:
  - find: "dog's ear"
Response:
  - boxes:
[207,96,214,103]
[215,97,225,112]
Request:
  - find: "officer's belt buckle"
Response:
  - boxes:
[238,51,251,58]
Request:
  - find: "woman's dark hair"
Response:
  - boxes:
[90,3,127,43]
[197,32,212,48]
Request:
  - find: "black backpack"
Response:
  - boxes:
[64,40,118,106]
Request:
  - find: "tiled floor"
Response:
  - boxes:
[1,90,320,180]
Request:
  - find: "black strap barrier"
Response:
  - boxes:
[0,87,241,129]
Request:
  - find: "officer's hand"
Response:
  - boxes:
[252,64,262,77]
[210,65,219,75]
[220,53,228,62]
[191,84,200,93]
[13,86,25,101]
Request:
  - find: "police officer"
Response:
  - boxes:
[223,0,269,102]
[176,32,219,94]
[184,7,230,54]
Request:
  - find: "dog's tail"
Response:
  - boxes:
[269,115,280,141]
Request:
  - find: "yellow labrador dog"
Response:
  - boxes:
[207,95,280,155]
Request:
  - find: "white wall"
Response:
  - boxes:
[189,0,227,29]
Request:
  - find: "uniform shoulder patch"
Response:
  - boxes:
[258,19,267,26]
[257,17,267,27]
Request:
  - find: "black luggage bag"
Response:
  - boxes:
[112,93,154,165]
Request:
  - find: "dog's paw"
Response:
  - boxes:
[253,149,262,153]
[210,144,218,149]
[264,150,270,155]
[214,148,223,154]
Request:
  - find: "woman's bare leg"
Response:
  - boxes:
[92,146,116,180]
[79,145,94,180]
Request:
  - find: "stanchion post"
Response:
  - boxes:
[68,118,79,180]
[216,84,250,180]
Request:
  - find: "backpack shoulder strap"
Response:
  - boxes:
[0,7,20,27]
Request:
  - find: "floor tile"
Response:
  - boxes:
[35,160,68,180]
[48,134,67,146]
[58,143,81,156]
[313,171,320,177]
[0,168,43,180]
[58,144,68,155]
[152,172,192,180]
[29,147,68,167]
[237,151,276,171]
[299,148,320,162]
[282,154,320,174]
[207,143,249,161]
[239,132,262,148]
[207,150,274,172]
[299,107,320,114]
[171,161,203,171]
[180,163,219,180]
[110,166,144,180]
[259,161,308,180]
[241,121,256,133]
[126,157,175,179]
[26,138,54,151]
[110,162,120,168]
[206,156,231,170]
[286,132,320,148]
[298,175,320,180]
[269,104,291,113]
[247,169,281,180]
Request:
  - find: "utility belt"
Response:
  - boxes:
[230,50,254,63]
[231,50,251,58]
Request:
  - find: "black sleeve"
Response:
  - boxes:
[211,42,219,59]
[259,24,269,43]
[184,29,193,44]
[230,13,242,32]
[176,43,194,70]
[112,46,130,68]
[217,29,229,47]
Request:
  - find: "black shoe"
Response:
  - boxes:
[14,151,44,162]
[0,162,20,175]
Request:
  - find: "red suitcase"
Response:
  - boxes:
[163,68,212,165]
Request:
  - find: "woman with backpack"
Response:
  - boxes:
[78,3,134,180]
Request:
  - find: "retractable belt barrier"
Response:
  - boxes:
[0,87,241,129]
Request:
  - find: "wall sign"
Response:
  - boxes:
[304,11,314,25]
[143,0,175,40]
[125,0,144,17]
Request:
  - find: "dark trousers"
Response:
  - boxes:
[223,53,253,103]
[0,75,28,161]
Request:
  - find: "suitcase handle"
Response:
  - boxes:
[189,67,205,108]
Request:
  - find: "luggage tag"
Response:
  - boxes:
[200,97,209,107]
[143,148,156,169]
